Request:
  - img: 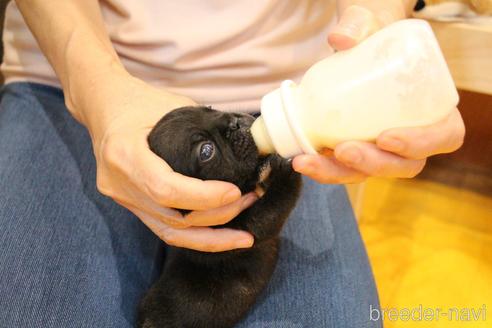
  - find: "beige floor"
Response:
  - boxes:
[354,177,492,327]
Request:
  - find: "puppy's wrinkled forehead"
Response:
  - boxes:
[148,106,259,188]
[150,108,219,156]
[151,107,245,151]
[163,106,226,129]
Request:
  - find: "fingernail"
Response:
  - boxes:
[332,5,376,41]
[293,158,314,174]
[235,236,254,249]
[241,194,258,209]
[380,137,405,152]
[222,188,241,205]
[337,146,362,165]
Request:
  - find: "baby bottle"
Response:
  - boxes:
[250,19,459,158]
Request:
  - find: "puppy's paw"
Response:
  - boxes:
[137,310,174,328]
[139,318,157,328]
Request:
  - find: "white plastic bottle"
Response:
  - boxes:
[250,19,459,158]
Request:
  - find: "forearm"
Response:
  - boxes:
[15,0,126,129]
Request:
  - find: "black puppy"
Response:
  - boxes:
[138,106,302,328]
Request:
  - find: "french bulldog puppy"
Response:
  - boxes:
[138,106,302,328]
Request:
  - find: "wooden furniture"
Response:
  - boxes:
[431,21,492,95]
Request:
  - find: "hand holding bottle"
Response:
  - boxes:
[292,0,465,183]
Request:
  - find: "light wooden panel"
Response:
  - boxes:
[431,21,492,95]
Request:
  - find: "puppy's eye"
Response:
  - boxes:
[198,141,215,162]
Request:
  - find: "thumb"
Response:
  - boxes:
[328,5,381,51]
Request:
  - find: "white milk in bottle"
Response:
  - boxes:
[251,19,459,158]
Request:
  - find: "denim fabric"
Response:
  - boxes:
[0,82,382,328]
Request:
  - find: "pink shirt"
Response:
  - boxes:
[1,0,336,111]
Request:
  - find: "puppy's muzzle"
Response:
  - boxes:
[226,114,257,160]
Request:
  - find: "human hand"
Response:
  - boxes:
[74,68,256,252]
[293,108,465,183]
[328,0,415,51]
[292,0,465,183]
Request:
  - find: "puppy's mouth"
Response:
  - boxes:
[225,113,282,197]
[254,157,272,198]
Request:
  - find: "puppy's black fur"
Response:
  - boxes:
[138,107,302,328]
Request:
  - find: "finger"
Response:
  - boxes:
[138,212,255,252]
[328,5,380,50]
[335,141,427,178]
[134,141,242,211]
[293,154,367,184]
[376,108,465,160]
[185,193,258,227]
[120,201,190,229]
[328,0,409,51]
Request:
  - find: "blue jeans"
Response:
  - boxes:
[0,82,381,328]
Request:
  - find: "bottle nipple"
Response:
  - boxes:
[250,116,275,155]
